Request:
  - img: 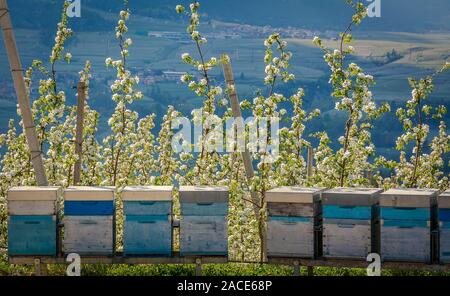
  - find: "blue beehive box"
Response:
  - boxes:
[63,186,115,256]
[179,186,228,256]
[438,190,450,263]
[322,188,383,259]
[266,187,324,258]
[7,186,61,256]
[380,188,438,263]
[122,186,173,256]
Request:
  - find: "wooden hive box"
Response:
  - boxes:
[380,188,438,263]
[122,186,173,256]
[438,190,450,263]
[63,186,115,256]
[266,187,325,259]
[322,188,383,259]
[7,186,61,256]
[179,186,228,256]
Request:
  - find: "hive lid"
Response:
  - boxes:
[179,186,228,203]
[122,186,173,201]
[7,186,61,201]
[322,187,383,206]
[438,190,450,208]
[380,188,439,208]
[64,186,115,201]
[266,187,325,203]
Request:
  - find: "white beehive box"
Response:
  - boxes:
[63,186,115,256]
[8,186,62,215]
[179,186,229,256]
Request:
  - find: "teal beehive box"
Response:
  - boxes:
[322,187,383,259]
[380,188,438,263]
[438,189,450,263]
[7,186,61,256]
[122,186,173,256]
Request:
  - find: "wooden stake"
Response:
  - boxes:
[0,0,48,186]
[223,59,267,261]
[293,261,300,276]
[34,259,48,276]
[307,266,314,276]
[307,146,314,177]
[73,82,86,185]
[195,258,202,276]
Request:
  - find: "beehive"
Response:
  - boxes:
[122,186,173,256]
[322,188,383,259]
[179,186,228,256]
[7,186,61,256]
[380,188,438,263]
[266,187,324,258]
[438,190,450,263]
[63,186,115,256]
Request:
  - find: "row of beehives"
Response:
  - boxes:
[7,186,228,257]
[266,187,450,263]
[6,185,450,263]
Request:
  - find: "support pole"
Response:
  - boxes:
[307,146,314,177]
[195,258,202,276]
[222,60,257,198]
[34,259,48,276]
[73,82,86,185]
[0,0,48,186]
[293,261,300,276]
[223,59,266,261]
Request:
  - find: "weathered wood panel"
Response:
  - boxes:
[439,209,450,221]
[323,219,372,259]
[323,205,372,220]
[124,215,172,256]
[8,215,57,256]
[122,186,173,201]
[64,201,114,216]
[380,188,438,208]
[8,200,58,216]
[381,223,430,263]
[322,188,382,206]
[381,207,430,221]
[180,216,228,256]
[64,216,114,255]
[181,202,228,216]
[440,223,450,263]
[266,187,324,204]
[179,186,229,203]
[123,201,172,216]
[267,203,317,217]
[267,217,314,258]
[64,186,115,201]
[7,186,61,201]
[438,190,450,208]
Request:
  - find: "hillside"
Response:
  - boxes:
[7,0,450,32]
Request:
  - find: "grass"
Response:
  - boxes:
[2,253,450,277]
